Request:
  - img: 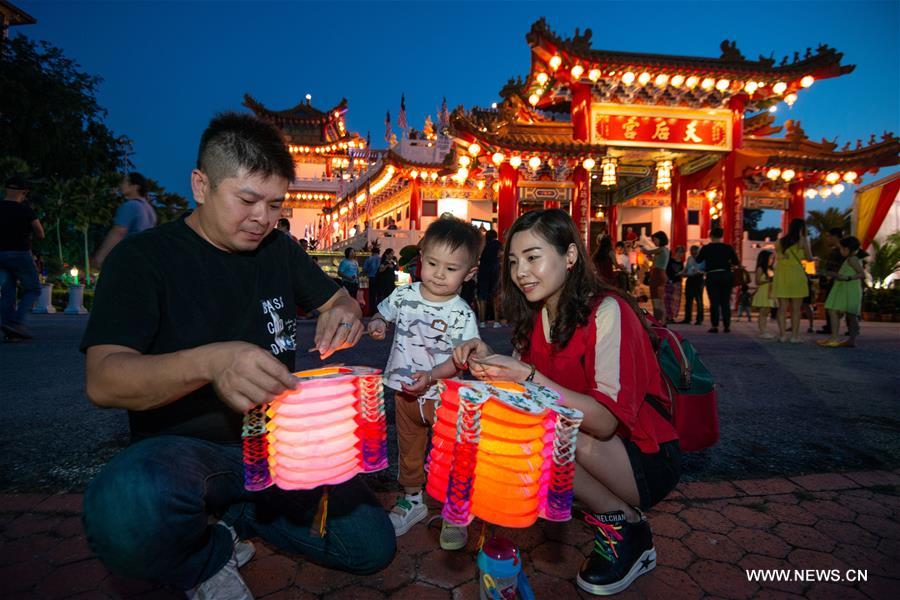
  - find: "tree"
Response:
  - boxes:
[743,209,763,233]
[806,207,851,260]
[146,178,188,225]
[869,232,900,288]
[0,35,124,179]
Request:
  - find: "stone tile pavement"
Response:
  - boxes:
[2,470,898,599]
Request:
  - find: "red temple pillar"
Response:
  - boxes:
[721,96,745,258]
[608,204,618,245]
[409,177,422,230]
[671,170,689,250]
[700,195,711,239]
[573,166,591,252]
[787,183,806,225]
[571,84,591,142]
[498,162,518,241]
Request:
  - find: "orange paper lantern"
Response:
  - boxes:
[426,380,583,528]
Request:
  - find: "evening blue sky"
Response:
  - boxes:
[20,1,900,225]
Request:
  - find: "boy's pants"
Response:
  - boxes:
[395,391,436,490]
[82,435,396,590]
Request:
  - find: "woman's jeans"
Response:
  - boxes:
[0,250,41,328]
[82,435,396,590]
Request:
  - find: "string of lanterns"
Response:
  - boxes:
[528,53,816,113]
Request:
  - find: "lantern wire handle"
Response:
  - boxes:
[476,520,488,551]
[311,485,330,538]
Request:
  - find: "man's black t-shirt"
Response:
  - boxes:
[0,201,37,251]
[696,242,739,272]
[80,214,339,442]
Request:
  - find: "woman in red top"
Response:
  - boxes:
[454,210,680,596]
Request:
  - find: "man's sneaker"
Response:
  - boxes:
[439,520,468,550]
[576,510,656,596]
[1,323,32,340]
[185,549,253,600]
[221,522,256,568]
[388,495,428,536]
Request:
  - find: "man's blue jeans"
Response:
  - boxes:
[82,435,396,590]
[0,250,41,328]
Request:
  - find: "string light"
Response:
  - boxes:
[468,143,481,156]
[536,72,549,85]
[492,152,505,166]
[744,81,758,94]
[766,168,782,180]
[548,55,562,70]
[843,171,858,183]
[654,74,669,87]
[825,172,841,184]
[570,64,584,79]
[588,68,601,82]
[638,72,652,86]
[671,74,685,87]
[784,93,798,107]
[582,157,596,170]
[772,82,787,95]
[715,79,730,92]
[509,155,522,168]
[528,156,542,170]
[621,71,636,85]
[800,76,815,88]
[781,169,796,181]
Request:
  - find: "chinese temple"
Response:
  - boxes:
[243,93,371,240]
[448,18,898,258]
[267,19,898,258]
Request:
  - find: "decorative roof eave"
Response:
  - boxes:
[243,94,349,125]
[523,19,854,110]
[0,1,37,26]
[526,18,854,81]
[744,113,782,137]
[749,136,900,172]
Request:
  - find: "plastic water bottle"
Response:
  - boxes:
[477,535,534,600]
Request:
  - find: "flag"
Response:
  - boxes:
[384,111,392,144]
[398,93,408,132]
[439,97,450,129]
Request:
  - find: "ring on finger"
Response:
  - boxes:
[339,322,353,329]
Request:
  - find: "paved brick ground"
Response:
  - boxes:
[2,470,898,599]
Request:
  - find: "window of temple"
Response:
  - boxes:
[423,201,438,217]
[688,210,699,225]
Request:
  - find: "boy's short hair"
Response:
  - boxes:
[197,112,295,189]
[710,227,724,239]
[276,218,290,230]
[420,215,483,265]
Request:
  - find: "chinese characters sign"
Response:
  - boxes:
[591,104,732,152]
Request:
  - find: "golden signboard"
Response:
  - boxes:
[591,103,733,152]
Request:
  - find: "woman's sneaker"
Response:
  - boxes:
[576,510,656,596]
[389,495,428,536]
[439,520,468,550]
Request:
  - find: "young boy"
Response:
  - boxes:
[368,216,482,550]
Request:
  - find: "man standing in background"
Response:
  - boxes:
[93,172,157,268]
[0,175,44,340]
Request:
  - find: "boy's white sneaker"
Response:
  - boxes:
[389,495,428,536]
[220,523,256,568]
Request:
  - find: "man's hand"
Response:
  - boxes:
[452,338,492,370]
[368,317,387,341]
[401,370,432,395]
[314,288,363,359]
[205,342,298,413]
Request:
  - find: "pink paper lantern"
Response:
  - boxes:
[242,366,387,491]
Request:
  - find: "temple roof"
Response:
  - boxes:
[519,18,854,112]
[746,121,900,173]
[243,94,359,147]
[0,1,36,26]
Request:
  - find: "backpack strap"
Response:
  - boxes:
[645,393,674,423]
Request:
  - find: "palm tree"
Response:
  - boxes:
[869,232,900,288]
[806,207,851,259]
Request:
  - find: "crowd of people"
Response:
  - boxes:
[586,219,866,347]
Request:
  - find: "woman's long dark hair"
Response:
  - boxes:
[780,218,806,252]
[756,249,773,272]
[502,209,654,356]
